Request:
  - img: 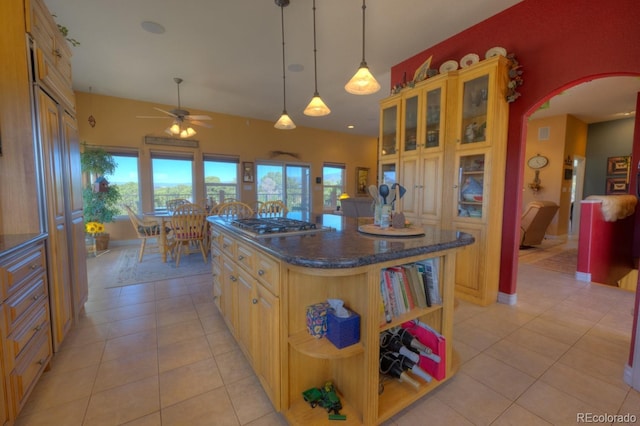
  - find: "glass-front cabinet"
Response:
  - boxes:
[378,55,510,306]
[379,96,400,158]
[456,153,486,219]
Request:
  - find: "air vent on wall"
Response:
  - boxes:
[538,126,550,141]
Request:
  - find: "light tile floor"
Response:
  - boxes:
[15,242,640,425]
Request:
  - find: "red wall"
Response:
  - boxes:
[391,0,640,296]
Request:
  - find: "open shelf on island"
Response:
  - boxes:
[289,330,364,359]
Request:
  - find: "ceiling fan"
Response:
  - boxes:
[137,77,212,138]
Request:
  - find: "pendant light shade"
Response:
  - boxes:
[345,0,380,95]
[304,0,330,117]
[274,0,295,129]
[165,121,197,138]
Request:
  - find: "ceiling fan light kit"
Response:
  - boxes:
[274,0,296,129]
[345,0,380,95]
[303,0,330,117]
[138,77,212,138]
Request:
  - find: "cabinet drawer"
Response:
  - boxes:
[256,253,280,296]
[221,234,235,259]
[5,278,47,332]
[236,242,256,273]
[10,327,51,414]
[0,244,45,299]
[210,227,222,248]
[6,302,49,362]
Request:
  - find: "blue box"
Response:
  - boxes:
[326,308,361,349]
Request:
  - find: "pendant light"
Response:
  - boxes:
[303,0,330,117]
[345,0,380,95]
[274,0,296,129]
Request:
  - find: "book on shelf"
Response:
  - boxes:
[416,258,441,305]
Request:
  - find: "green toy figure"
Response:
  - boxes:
[302,381,347,421]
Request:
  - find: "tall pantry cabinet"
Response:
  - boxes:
[379,55,509,306]
[28,0,88,349]
[0,0,87,421]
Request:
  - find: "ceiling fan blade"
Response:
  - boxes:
[185,114,212,120]
[153,107,178,118]
[136,115,172,119]
[189,120,213,128]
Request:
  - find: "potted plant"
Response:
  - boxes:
[81,143,121,252]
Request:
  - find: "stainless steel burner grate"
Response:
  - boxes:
[231,217,318,234]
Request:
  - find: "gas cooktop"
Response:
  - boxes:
[230,217,324,236]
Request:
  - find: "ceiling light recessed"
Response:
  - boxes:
[141,21,165,34]
[347,125,355,129]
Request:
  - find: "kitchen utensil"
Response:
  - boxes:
[379,184,390,204]
[368,185,379,203]
[392,183,406,199]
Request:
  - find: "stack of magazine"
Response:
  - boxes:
[380,259,441,321]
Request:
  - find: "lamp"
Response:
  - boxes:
[303,0,330,117]
[345,0,380,95]
[165,120,197,138]
[274,0,296,130]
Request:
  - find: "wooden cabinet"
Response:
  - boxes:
[380,55,509,305]
[283,251,457,425]
[0,241,52,422]
[211,230,281,408]
[28,0,88,347]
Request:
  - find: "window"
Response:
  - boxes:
[256,162,311,218]
[151,152,194,211]
[203,155,239,203]
[103,152,139,216]
[323,163,345,211]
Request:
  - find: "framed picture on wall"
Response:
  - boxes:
[356,167,369,195]
[607,156,630,175]
[606,177,628,195]
[242,162,254,183]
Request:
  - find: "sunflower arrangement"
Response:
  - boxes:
[85,221,106,236]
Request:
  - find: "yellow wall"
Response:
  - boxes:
[524,114,587,236]
[75,92,378,241]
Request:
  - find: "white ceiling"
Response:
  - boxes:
[44,0,638,137]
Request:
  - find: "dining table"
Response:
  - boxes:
[143,210,173,263]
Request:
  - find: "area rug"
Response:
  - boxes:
[108,247,211,288]
[529,249,578,275]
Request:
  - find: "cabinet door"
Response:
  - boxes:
[379,162,396,187]
[401,93,419,154]
[418,154,443,225]
[220,257,237,334]
[456,152,487,220]
[423,85,445,150]
[235,269,255,363]
[37,90,72,350]
[450,223,484,300]
[0,304,11,424]
[399,156,419,219]
[459,74,489,146]
[379,98,400,158]
[62,112,88,317]
[255,283,280,409]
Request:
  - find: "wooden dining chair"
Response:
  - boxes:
[124,205,169,262]
[166,198,190,213]
[257,200,288,217]
[170,203,208,266]
[215,201,254,219]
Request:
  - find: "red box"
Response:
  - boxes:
[401,321,446,381]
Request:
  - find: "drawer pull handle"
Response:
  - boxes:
[212,295,218,300]
[238,255,244,261]
[37,358,47,366]
[258,270,265,276]
[34,324,43,332]
[54,49,62,58]
[32,295,39,301]
[252,298,258,304]
[30,264,39,270]
[230,275,237,282]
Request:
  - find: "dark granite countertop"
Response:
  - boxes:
[0,233,47,258]
[207,214,474,269]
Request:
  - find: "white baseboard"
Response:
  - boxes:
[624,364,633,387]
[498,292,517,305]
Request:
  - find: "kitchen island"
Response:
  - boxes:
[207,214,474,425]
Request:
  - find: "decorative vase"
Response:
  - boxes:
[85,235,96,257]
[94,234,110,251]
